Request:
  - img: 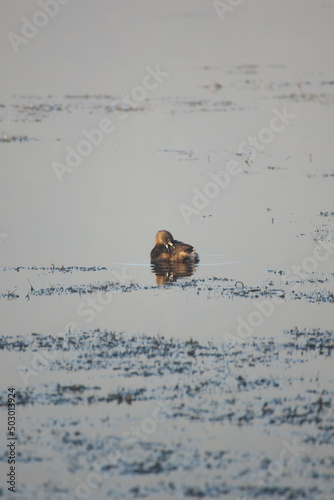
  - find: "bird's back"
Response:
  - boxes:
[170,240,199,262]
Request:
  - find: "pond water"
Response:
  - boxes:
[0,1,333,499]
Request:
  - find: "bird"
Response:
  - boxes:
[150,230,199,263]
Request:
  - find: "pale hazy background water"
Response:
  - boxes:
[1,0,333,344]
[0,1,334,499]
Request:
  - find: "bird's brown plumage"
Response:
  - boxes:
[150,230,199,263]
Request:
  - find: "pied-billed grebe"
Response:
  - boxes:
[150,230,199,263]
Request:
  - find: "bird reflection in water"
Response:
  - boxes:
[151,260,198,285]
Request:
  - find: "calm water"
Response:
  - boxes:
[1,1,334,499]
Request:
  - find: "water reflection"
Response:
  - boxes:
[151,261,198,285]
